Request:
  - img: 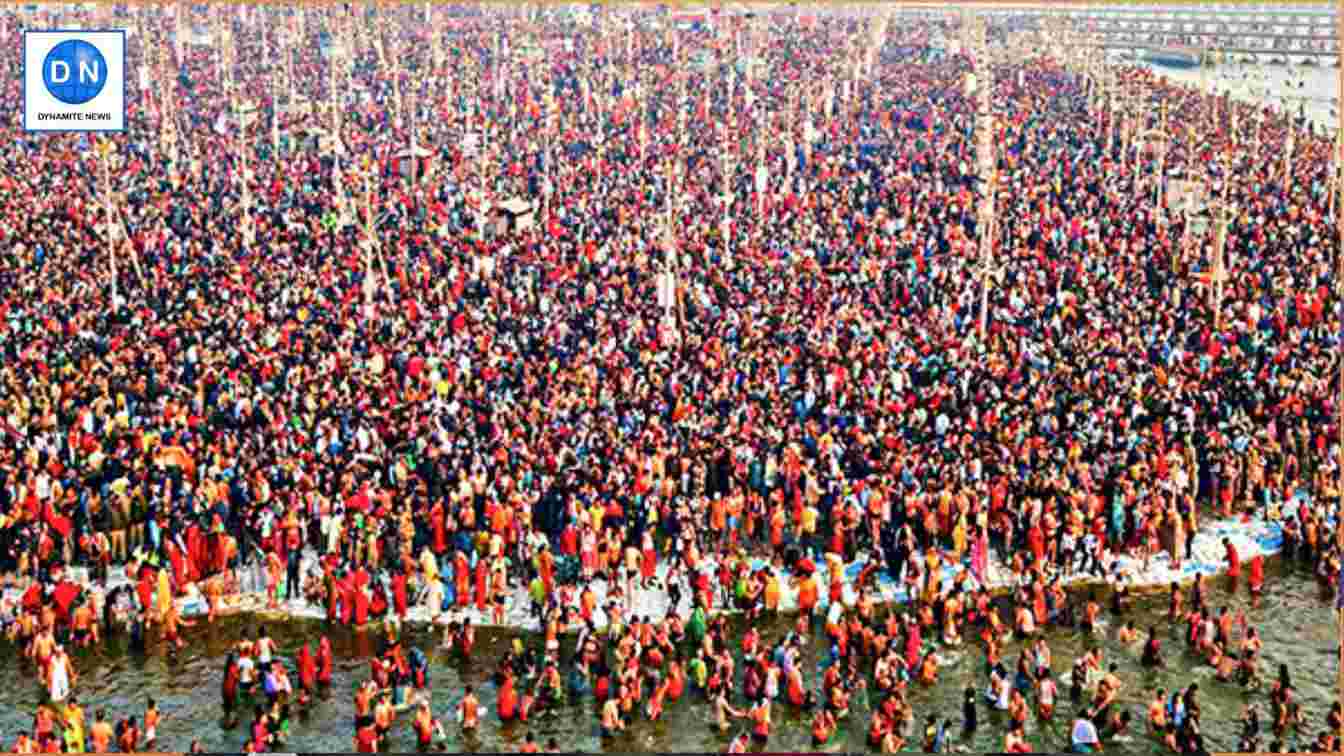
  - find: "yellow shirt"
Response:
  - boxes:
[156,570,173,621]
[764,576,781,609]
[801,507,818,534]
[952,517,967,556]
[420,549,438,584]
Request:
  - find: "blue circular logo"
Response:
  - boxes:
[42,40,108,105]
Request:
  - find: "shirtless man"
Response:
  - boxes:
[373,691,396,741]
[70,601,98,648]
[204,575,224,623]
[162,599,194,650]
[1081,594,1101,635]
[601,694,625,738]
[1090,663,1123,719]
[255,626,276,666]
[712,684,743,733]
[30,626,55,685]
[458,685,480,735]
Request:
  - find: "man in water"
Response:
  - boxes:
[46,645,73,704]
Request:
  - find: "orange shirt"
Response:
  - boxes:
[491,505,510,535]
[90,722,112,752]
[798,576,819,612]
[710,499,727,530]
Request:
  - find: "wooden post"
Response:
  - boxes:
[1282,129,1295,197]
[362,169,394,306]
[1330,128,1340,220]
[271,21,280,155]
[1212,205,1226,330]
[392,16,403,131]
[99,141,117,303]
[974,15,994,342]
[1157,102,1169,211]
[330,20,339,153]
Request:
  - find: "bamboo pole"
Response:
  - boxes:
[271,21,280,155]
[1212,205,1226,330]
[974,15,994,342]
[99,141,117,304]
[1282,129,1295,196]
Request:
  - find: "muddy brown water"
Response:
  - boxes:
[0,561,1334,754]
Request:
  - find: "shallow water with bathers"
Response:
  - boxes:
[0,562,1332,754]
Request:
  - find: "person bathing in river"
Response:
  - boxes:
[1247,554,1266,608]
[143,698,162,751]
[1036,668,1058,722]
[411,700,444,751]
[221,652,241,728]
[1141,626,1164,667]
[296,642,317,706]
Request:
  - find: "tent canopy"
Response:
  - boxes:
[498,198,532,215]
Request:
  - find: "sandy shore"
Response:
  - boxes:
[16,507,1291,640]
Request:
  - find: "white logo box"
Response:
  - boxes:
[24,30,127,133]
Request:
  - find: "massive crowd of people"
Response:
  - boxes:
[0,3,1339,753]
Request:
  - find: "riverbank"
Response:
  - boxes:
[0,542,1334,756]
[5,505,1299,641]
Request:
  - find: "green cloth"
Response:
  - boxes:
[689,657,707,688]
[687,607,707,646]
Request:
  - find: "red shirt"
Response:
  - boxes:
[354,725,379,753]
[1224,544,1240,578]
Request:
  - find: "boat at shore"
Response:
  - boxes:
[1142,45,1203,69]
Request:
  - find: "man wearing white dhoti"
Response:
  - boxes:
[48,645,72,703]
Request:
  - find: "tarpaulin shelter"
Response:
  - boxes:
[494,197,536,234]
[393,146,433,181]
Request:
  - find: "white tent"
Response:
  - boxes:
[497,198,536,233]
[235,100,260,129]
[498,198,532,215]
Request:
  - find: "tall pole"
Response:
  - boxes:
[330,20,339,156]
[1212,204,1227,330]
[974,15,994,343]
[99,141,117,304]
[363,169,375,307]
[1282,128,1295,196]
[1155,100,1166,212]
[286,13,295,107]
[271,21,280,155]
[1330,127,1340,220]
[392,13,403,132]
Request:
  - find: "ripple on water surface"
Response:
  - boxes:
[0,565,1334,754]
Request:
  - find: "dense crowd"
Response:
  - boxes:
[0,4,1339,754]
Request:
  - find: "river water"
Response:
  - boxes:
[0,561,1334,753]
[1140,59,1339,128]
